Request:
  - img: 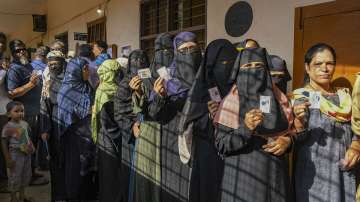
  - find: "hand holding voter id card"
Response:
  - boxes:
[33,69,42,76]
[157,66,171,81]
[138,68,152,79]
[260,96,271,114]
[208,87,222,102]
[309,91,321,109]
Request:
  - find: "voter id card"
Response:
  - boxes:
[208,87,222,102]
[138,68,151,79]
[157,66,171,80]
[309,91,321,109]
[260,96,271,114]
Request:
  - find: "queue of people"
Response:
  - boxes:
[0,30,359,202]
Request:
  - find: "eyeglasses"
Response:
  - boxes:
[15,48,26,54]
[51,47,64,52]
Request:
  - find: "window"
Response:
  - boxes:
[87,17,107,43]
[140,0,206,59]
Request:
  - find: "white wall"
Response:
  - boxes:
[45,0,140,53]
[0,0,46,49]
[46,0,104,51]
[107,0,140,52]
[43,0,337,64]
[207,0,335,89]
[41,0,337,86]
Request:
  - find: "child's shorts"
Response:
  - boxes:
[8,149,32,192]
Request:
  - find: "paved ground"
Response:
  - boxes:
[0,172,51,202]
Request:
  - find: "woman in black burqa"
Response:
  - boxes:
[213,47,292,202]
[178,39,238,202]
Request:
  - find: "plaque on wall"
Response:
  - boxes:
[225,1,253,37]
[74,32,88,41]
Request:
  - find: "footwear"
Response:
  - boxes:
[29,176,49,186]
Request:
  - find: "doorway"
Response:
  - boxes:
[293,0,360,89]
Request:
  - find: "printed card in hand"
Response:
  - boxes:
[309,91,321,109]
[157,66,172,80]
[33,70,42,76]
[208,87,222,102]
[138,68,152,79]
[260,96,271,114]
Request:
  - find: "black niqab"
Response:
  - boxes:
[150,33,174,79]
[235,48,288,135]
[269,55,292,93]
[179,39,237,133]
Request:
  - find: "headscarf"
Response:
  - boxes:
[179,39,237,133]
[269,55,292,93]
[57,57,93,135]
[127,50,150,77]
[42,51,66,100]
[127,49,152,92]
[150,33,174,79]
[113,62,136,141]
[178,39,238,163]
[352,73,360,135]
[234,40,247,52]
[215,48,289,136]
[165,31,202,97]
[293,86,352,123]
[91,60,120,142]
[234,39,260,52]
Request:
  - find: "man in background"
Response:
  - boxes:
[6,39,48,185]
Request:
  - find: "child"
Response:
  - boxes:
[1,101,34,202]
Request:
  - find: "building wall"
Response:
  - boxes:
[45,0,139,53]
[207,0,335,89]
[46,0,105,50]
[106,0,140,53]
[0,0,46,49]
[34,0,337,87]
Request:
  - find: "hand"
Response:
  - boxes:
[263,136,291,156]
[207,101,219,119]
[29,72,40,85]
[132,122,141,138]
[41,133,49,141]
[244,109,264,131]
[154,78,166,97]
[129,76,143,95]
[343,141,360,170]
[293,102,311,120]
[82,64,90,81]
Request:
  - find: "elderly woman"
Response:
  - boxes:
[213,47,293,202]
[149,31,202,202]
[292,43,359,202]
[39,50,66,201]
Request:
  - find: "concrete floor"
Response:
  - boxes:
[0,172,51,202]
